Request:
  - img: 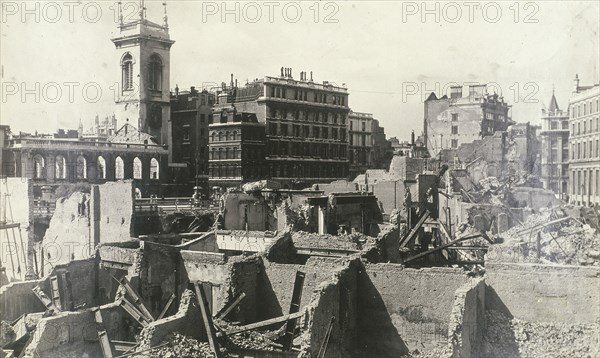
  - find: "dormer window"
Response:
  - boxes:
[121,54,133,91]
[149,54,163,91]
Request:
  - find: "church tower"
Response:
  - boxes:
[111,1,174,155]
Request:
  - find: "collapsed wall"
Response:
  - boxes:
[355,264,473,357]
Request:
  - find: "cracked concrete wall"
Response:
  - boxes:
[137,289,203,351]
[298,257,359,358]
[485,262,600,324]
[355,264,471,356]
[94,181,134,243]
[448,278,486,358]
[0,279,46,322]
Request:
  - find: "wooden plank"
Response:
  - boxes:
[399,210,430,248]
[117,277,154,322]
[219,311,306,337]
[94,308,114,358]
[157,293,176,320]
[194,283,222,358]
[32,286,60,313]
[401,233,483,264]
[119,298,150,327]
[214,292,246,320]
[282,272,305,351]
[317,316,335,358]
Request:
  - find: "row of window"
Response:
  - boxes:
[268,86,346,106]
[571,139,600,160]
[571,117,599,136]
[268,107,347,125]
[32,155,160,180]
[267,123,346,141]
[209,130,241,142]
[267,141,347,159]
[571,169,600,198]
[349,121,368,132]
[571,98,600,119]
[208,162,347,180]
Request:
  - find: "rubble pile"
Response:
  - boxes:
[292,231,376,252]
[154,333,227,357]
[499,208,600,266]
[483,310,599,358]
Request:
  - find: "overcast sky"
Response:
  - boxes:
[1,1,599,140]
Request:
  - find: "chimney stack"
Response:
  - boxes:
[450,86,462,99]
[573,74,580,93]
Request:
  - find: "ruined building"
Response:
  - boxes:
[207,69,350,188]
[568,74,600,206]
[539,91,570,198]
[424,84,513,158]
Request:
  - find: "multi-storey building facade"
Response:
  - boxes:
[539,92,570,198]
[207,69,350,188]
[372,119,393,169]
[424,84,513,157]
[348,111,374,178]
[170,87,215,193]
[569,75,600,206]
[208,90,266,187]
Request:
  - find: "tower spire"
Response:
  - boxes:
[163,1,169,28]
[139,0,145,20]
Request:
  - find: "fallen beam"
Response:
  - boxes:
[119,298,150,327]
[514,216,572,235]
[94,308,114,358]
[194,283,222,358]
[214,292,246,320]
[399,210,430,248]
[401,233,484,264]
[115,277,154,322]
[158,293,176,320]
[219,311,306,337]
[32,286,61,313]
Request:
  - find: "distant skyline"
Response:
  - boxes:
[1,1,599,140]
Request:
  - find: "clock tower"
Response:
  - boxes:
[111,1,174,158]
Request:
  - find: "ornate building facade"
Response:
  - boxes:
[539,92,570,198]
[569,75,600,206]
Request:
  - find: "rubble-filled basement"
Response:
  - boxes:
[1,173,599,358]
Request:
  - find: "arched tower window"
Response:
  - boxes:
[33,155,45,179]
[150,158,160,179]
[133,157,142,179]
[97,156,106,179]
[76,156,87,180]
[122,53,134,91]
[115,156,124,179]
[148,54,163,91]
[55,155,66,179]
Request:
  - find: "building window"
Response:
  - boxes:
[451,139,459,148]
[97,156,106,179]
[452,113,458,121]
[121,53,133,91]
[55,155,66,179]
[133,157,142,179]
[451,125,458,134]
[76,156,87,180]
[150,158,160,179]
[33,155,45,179]
[115,156,124,179]
[148,54,163,91]
[183,126,190,141]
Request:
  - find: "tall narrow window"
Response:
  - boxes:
[33,155,45,179]
[150,158,160,179]
[149,54,163,91]
[76,156,87,180]
[133,157,142,179]
[97,156,106,179]
[55,155,66,179]
[122,54,133,91]
[115,156,124,179]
